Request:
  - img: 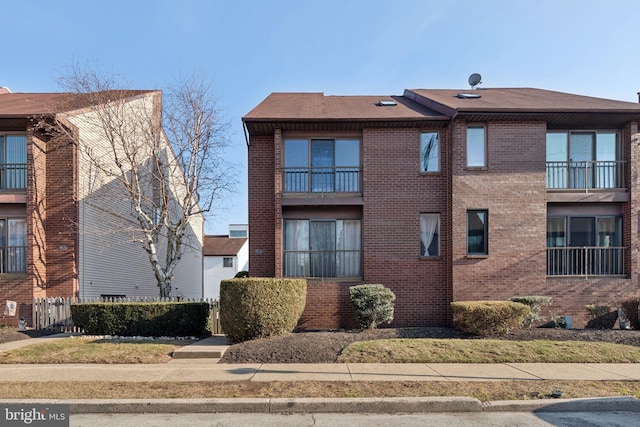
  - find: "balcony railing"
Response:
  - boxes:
[0,246,27,273]
[0,164,27,191]
[547,246,625,276]
[546,161,625,190]
[283,249,362,278]
[283,167,361,193]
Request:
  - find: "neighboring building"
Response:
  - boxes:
[243,87,640,329]
[203,225,249,299]
[0,88,203,326]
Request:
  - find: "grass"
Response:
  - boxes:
[337,338,640,363]
[0,380,639,402]
[0,337,195,364]
[1,335,639,401]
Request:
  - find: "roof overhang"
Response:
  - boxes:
[243,118,450,137]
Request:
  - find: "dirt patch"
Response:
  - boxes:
[0,328,56,344]
[219,327,640,363]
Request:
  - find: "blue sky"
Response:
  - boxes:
[2,0,639,234]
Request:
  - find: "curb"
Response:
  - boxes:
[2,397,638,414]
[483,397,640,413]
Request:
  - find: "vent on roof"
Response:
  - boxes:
[377,100,397,106]
[456,93,481,99]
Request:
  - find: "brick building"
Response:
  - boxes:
[243,87,640,329]
[0,88,203,326]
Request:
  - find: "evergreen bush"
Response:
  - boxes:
[349,284,395,329]
[220,277,307,343]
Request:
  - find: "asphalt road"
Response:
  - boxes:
[70,411,638,426]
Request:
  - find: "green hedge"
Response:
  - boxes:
[451,300,530,336]
[70,302,209,336]
[220,278,307,343]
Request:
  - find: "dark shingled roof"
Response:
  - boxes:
[243,92,446,121]
[405,88,640,113]
[0,90,155,117]
[203,236,247,257]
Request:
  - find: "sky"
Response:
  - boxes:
[2,0,639,235]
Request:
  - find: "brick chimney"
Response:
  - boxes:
[0,87,11,94]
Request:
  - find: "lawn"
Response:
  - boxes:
[0,337,195,364]
[337,338,640,363]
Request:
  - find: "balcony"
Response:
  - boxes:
[283,249,362,278]
[546,161,625,191]
[0,164,26,191]
[547,246,625,277]
[0,246,27,274]
[283,167,361,194]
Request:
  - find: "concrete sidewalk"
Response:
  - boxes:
[1,333,640,414]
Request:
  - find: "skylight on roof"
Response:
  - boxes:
[377,100,397,106]
[456,93,481,99]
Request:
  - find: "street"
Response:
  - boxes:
[71,411,637,426]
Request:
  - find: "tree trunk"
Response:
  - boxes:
[159,279,172,298]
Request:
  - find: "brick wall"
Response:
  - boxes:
[248,120,640,330]
[43,132,78,297]
[248,134,276,277]
[361,127,451,327]
[451,120,548,302]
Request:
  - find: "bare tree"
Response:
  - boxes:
[44,66,233,297]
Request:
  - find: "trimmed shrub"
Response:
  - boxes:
[349,284,396,329]
[451,301,530,336]
[220,277,307,343]
[508,296,552,328]
[70,302,209,336]
[621,298,640,330]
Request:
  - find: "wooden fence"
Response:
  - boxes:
[32,297,222,335]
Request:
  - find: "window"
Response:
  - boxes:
[420,213,440,257]
[283,219,361,277]
[0,218,26,273]
[223,257,233,268]
[466,126,486,167]
[467,210,488,255]
[284,138,360,193]
[546,131,620,189]
[0,135,27,190]
[546,215,623,275]
[420,132,439,172]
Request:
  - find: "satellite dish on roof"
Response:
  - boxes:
[468,73,482,89]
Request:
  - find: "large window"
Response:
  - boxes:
[466,126,486,167]
[420,213,440,257]
[467,210,488,255]
[547,215,623,275]
[546,131,620,189]
[420,132,439,172]
[0,135,27,190]
[283,219,361,277]
[284,138,360,193]
[0,218,27,273]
